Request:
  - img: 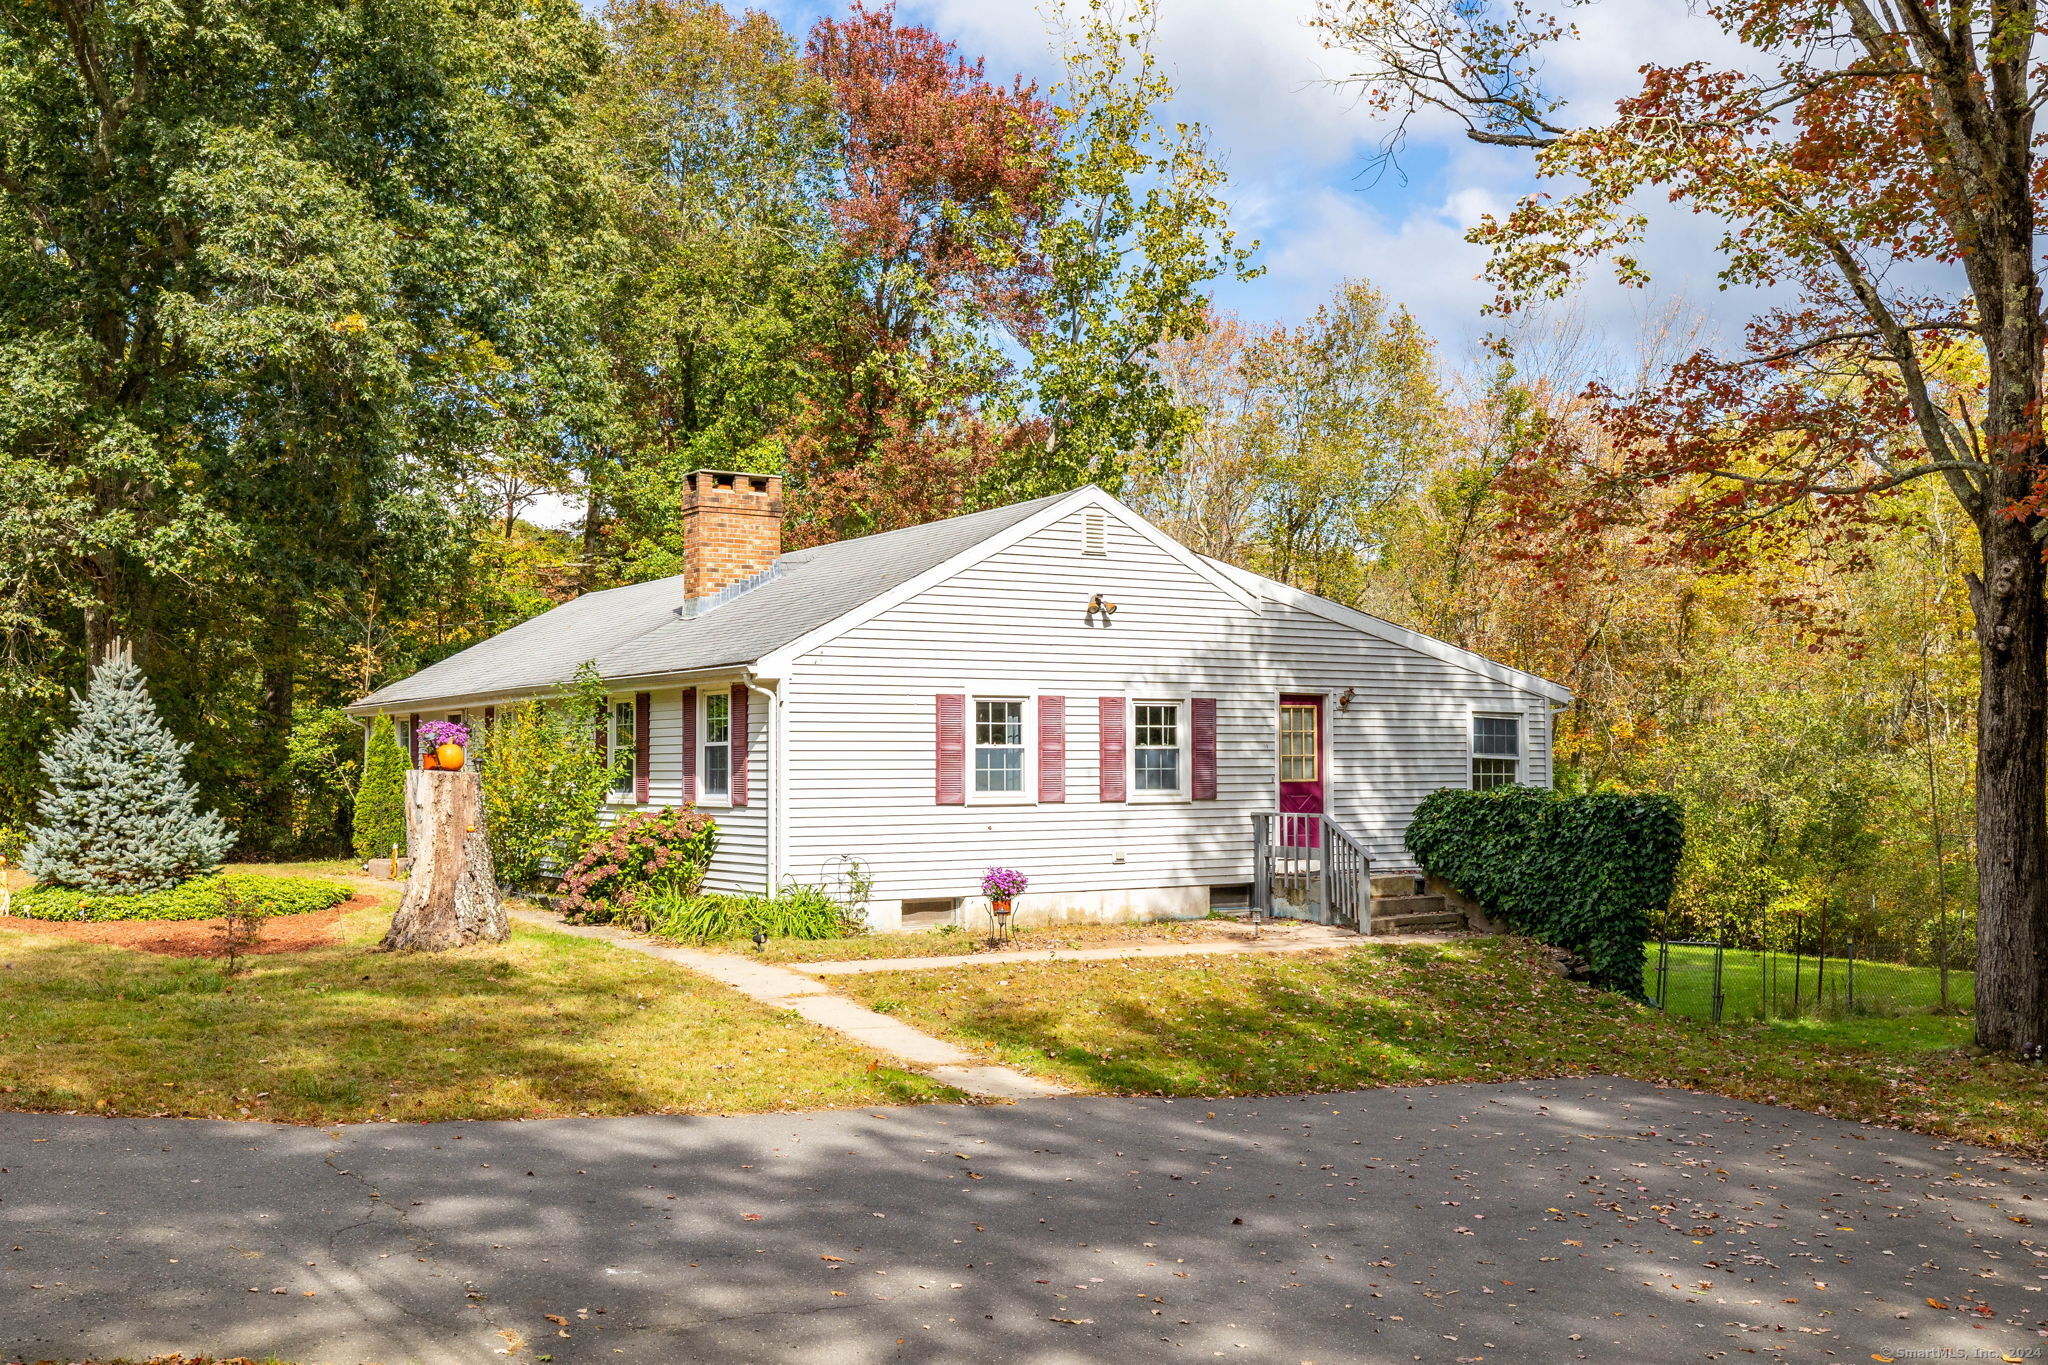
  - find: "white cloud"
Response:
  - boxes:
[748,0,1813,356]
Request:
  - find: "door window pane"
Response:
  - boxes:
[974,700,1024,793]
[1279,705,1318,782]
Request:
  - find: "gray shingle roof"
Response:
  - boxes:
[350,488,1082,712]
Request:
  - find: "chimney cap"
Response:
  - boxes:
[685,468,783,489]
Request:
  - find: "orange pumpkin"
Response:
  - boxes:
[436,742,466,772]
[421,748,442,770]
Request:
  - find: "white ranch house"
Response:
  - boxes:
[349,470,1569,931]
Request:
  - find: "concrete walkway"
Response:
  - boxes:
[509,908,1069,1101]
[791,922,1451,975]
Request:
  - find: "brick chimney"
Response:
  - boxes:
[680,469,784,599]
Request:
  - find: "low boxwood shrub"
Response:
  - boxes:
[10,872,355,923]
[1405,786,1684,999]
[557,807,719,922]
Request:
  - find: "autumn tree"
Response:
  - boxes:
[1318,0,2048,1054]
[797,1,1057,539]
[1020,0,1260,495]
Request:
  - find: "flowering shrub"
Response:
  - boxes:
[982,866,1028,900]
[557,807,719,923]
[418,720,470,749]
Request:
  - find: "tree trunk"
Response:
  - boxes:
[1969,519,2048,1054]
[382,769,507,952]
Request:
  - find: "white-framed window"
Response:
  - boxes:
[1472,714,1521,790]
[700,690,732,804]
[1132,700,1185,796]
[973,698,1027,796]
[609,699,636,800]
[396,719,415,766]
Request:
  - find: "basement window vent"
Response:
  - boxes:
[1082,507,1108,556]
[901,898,960,928]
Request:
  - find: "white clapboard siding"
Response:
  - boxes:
[780,505,1557,914]
[600,681,769,894]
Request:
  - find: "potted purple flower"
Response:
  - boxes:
[982,866,1027,918]
[418,720,471,772]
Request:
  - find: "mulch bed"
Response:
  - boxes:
[0,894,378,958]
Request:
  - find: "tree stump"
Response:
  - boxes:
[382,769,507,951]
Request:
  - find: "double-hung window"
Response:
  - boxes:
[701,692,732,802]
[973,699,1026,795]
[609,700,635,800]
[1133,701,1184,795]
[1472,715,1520,790]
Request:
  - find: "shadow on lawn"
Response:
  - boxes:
[0,915,945,1122]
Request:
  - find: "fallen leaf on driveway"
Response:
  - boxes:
[1926,1298,1949,1310]
[1048,1317,1094,1325]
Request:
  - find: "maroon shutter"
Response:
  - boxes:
[634,691,651,804]
[1098,697,1127,802]
[483,706,495,728]
[595,705,607,764]
[935,694,966,804]
[730,684,750,807]
[680,687,697,804]
[1191,696,1218,800]
[408,712,420,767]
[1038,696,1066,803]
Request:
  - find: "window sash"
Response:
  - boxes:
[1133,702,1182,793]
[1472,756,1518,790]
[610,700,635,797]
[701,693,731,799]
[1473,715,1520,757]
[973,699,1025,794]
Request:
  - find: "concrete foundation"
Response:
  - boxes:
[883,885,1211,932]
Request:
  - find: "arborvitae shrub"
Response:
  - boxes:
[353,713,409,860]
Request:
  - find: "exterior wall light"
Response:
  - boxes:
[1088,593,1118,618]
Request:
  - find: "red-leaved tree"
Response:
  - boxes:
[795,2,1055,541]
[1318,0,2048,1054]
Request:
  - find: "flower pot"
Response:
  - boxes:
[992,897,1013,917]
[421,748,442,770]
[436,742,466,772]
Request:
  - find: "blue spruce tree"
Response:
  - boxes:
[23,654,234,891]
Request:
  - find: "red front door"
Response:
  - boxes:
[1278,695,1323,847]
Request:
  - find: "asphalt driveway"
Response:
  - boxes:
[3,1077,2043,1363]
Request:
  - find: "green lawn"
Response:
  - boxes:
[736,916,1245,962]
[0,885,955,1123]
[836,937,2048,1155]
[1652,941,1975,1020]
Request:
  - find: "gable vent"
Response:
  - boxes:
[1082,507,1108,556]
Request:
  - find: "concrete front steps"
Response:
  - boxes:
[1368,872,1469,935]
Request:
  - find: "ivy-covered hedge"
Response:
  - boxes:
[1406,786,1684,999]
[9,873,355,923]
